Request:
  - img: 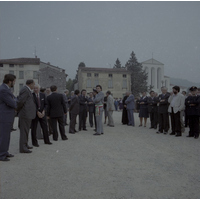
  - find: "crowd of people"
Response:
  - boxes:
[0,73,200,162]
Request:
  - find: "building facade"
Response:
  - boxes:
[75,67,131,98]
[0,57,67,96]
[141,58,170,93]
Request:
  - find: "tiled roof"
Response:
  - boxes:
[79,67,129,73]
[0,58,40,65]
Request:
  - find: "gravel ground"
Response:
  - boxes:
[0,111,200,199]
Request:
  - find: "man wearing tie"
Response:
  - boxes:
[31,84,52,147]
[0,74,17,161]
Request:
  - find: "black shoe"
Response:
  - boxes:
[149,127,154,129]
[74,130,78,132]
[53,139,58,141]
[101,133,104,134]
[164,132,168,134]
[170,132,175,135]
[194,136,199,139]
[186,135,193,137]
[0,157,10,161]
[45,142,52,145]
[62,138,68,140]
[79,128,81,131]
[69,132,75,134]
[27,146,33,149]
[33,144,39,147]
[83,129,87,131]
[93,133,101,135]
[20,150,32,153]
[156,131,162,134]
[6,154,14,158]
[175,134,182,137]
[11,128,17,131]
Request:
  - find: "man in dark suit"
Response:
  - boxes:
[17,80,36,153]
[31,84,52,147]
[79,89,88,131]
[69,90,80,133]
[47,85,68,141]
[0,74,17,161]
[87,92,95,127]
[185,86,200,139]
[156,87,170,134]
[147,91,158,129]
[63,89,69,125]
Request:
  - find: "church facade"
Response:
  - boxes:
[141,58,170,93]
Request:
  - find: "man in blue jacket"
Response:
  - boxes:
[125,91,135,126]
[0,74,17,161]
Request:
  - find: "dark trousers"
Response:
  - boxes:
[51,116,67,140]
[158,112,169,133]
[0,122,12,159]
[188,115,199,137]
[89,112,94,127]
[170,108,181,134]
[31,116,50,145]
[19,118,32,152]
[69,113,77,133]
[63,112,68,125]
[185,111,189,127]
[149,111,157,128]
[79,110,87,130]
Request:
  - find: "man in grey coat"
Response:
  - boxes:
[106,91,115,127]
[125,91,135,126]
[93,85,104,135]
[0,74,17,161]
[17,80,36,153]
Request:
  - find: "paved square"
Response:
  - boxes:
[0,111,200,198]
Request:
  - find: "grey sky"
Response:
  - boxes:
[0,1,200,82]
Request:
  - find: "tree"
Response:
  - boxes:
[78,62,86,68]
[126,51,148,97]
[113,58,122,68]
[66,78,76,94]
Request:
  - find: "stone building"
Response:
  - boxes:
[141,58,170,93]
[0,57,67,96]
[75,66,131,98]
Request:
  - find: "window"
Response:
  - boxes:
[0,64,3,67]
[87,79,91,88]
[108,79,113,88]
[122,79,127,89]
[19,71,24,79]
[33,71,38,79]
[9,70,14,75]
[94,73,99,77]
[19,64,24,68]
[94,79,99,86]
[108,74,113,78]
[87,73,91,77]
[123,74,127,78]
[9,64,14,67]
[19,84,24,90]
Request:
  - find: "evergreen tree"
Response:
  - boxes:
[113,58,122,68]
[126,51,148,97]
[78,62,86,68]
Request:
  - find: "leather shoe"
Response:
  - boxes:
[175,135,182,137]
[27,146,33,149]
[20,150,32,153]
[74,130,78,132]
[93,133,101,135]
[164,132,168,134]
[69,132,75,134]
[79,128,81,131]
[170,132,175,135]
[45,142,52,145]
[101,133,104,134]
[83,129,87,131]
[0,157,10,161]
[186,135,193,137]
[6,154,14,158]
[62,138,68,140]
[194,136,199,139]
[11,128,17,131]
[33,144,39,147]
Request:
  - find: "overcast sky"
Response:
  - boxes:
[0,1,200,83]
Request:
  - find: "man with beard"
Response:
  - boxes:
[0,74,17,161]
[168,86,185,137]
